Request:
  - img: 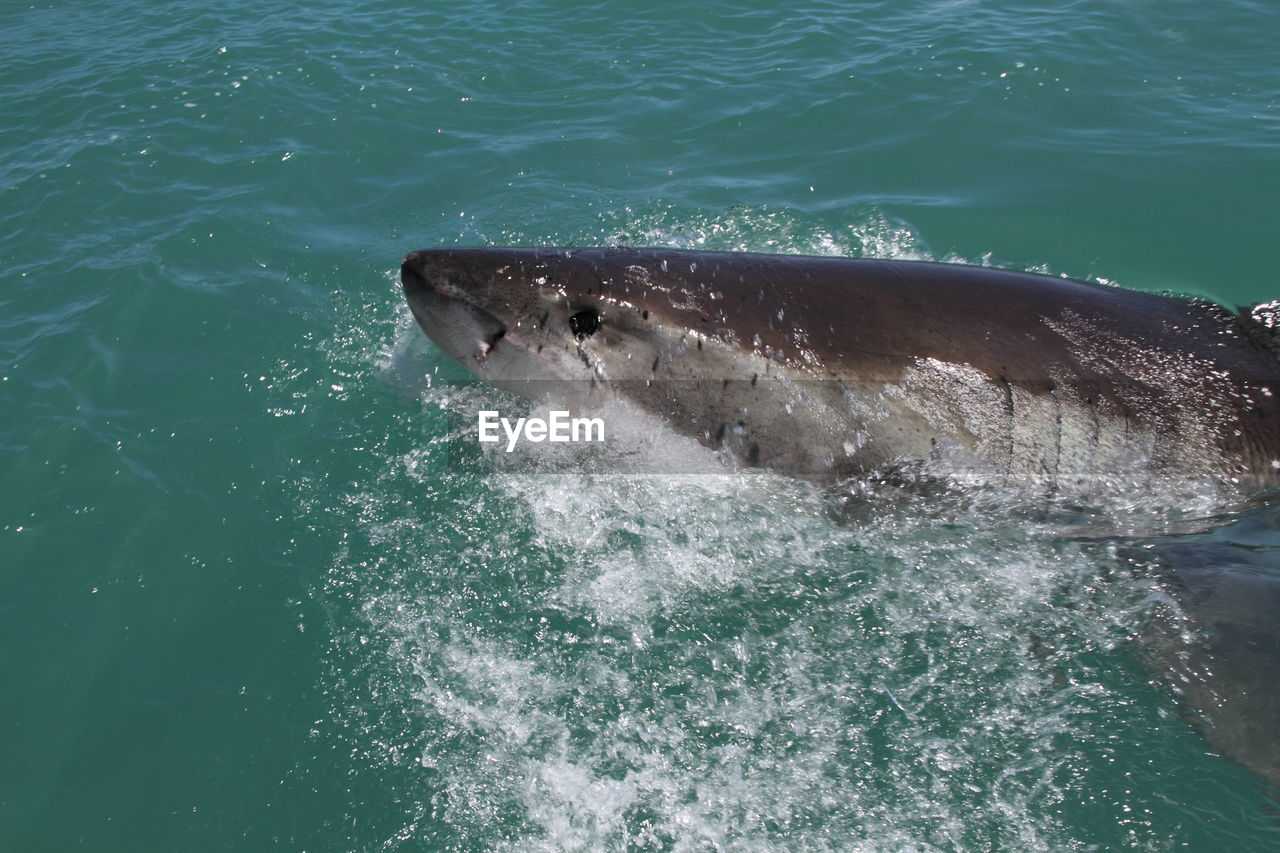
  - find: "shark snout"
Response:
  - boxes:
[400,250,436,308]
[401,249,490,309]
[401,249,466,321]
[401,249,510,367]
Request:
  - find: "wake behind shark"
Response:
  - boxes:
[401,246,1280,498]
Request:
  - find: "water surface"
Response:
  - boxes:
[3,0,1279,848]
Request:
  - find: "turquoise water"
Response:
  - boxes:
[3,0,1280,849]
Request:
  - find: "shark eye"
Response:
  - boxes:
[568,309,599,339]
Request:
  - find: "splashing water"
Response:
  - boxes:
[305,211,1280,851]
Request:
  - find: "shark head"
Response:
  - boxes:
[400,246,929,477]
[400,246,798,390]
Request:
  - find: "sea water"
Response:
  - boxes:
[3,0,1279,849]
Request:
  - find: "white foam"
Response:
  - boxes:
[602,205,929,261]
[331,454,1177,849]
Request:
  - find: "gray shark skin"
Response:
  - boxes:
[401,246,1280,495]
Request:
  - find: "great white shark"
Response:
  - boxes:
[402,246,1280,495]
[401,245,1280,790]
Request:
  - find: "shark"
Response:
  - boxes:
[401,246,1280,495]
[401,245,1280,792]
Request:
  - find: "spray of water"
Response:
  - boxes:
[302,209,1276,850]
